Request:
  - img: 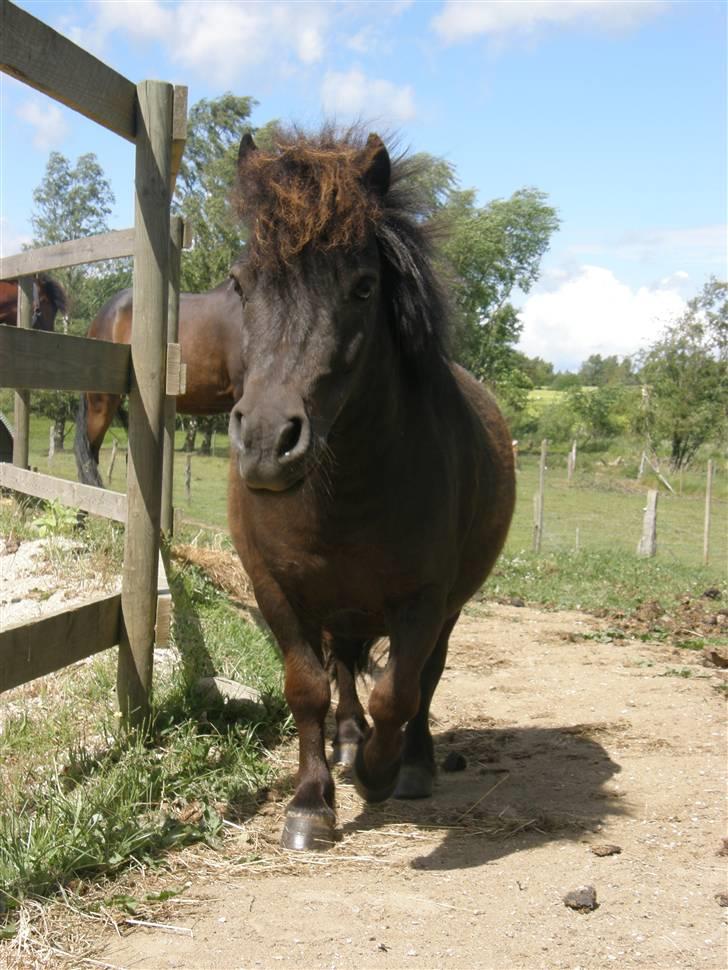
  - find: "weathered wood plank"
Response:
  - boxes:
[0,0,136,141]
[0,328,130,393]
[118,80,174,724]
[170,86,188,190]
[0,1,135,141]
[0,464,127,522]
[0,229,136,280]
[0,593,121,694]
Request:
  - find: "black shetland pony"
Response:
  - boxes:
[227,128,516,850]
[0,275,67,331]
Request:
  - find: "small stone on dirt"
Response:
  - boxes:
[510,596,525,607]
[702,588,721,600]
[716,837,728,857]
[703,646,728,669]
[715,893,728,908]
[563,886,598,912]
[591,843,622,857]
[442,751,467,772]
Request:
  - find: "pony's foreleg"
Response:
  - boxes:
[280,634,339,850]
[393,612,459,799]
[330,638,370,768]
[353,593,447,803]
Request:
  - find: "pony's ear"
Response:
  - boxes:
[238,132,257,167]
[359,133,390,196]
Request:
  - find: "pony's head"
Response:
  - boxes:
[228,126,448,492]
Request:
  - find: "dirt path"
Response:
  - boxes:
[99,604,726,970]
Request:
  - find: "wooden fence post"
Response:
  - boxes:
[532,438,547,553]
[106,439,118,482]
[567,439,577,483]
[12,277,32,470]
[637,489,659,558]
[118,80,173,726]
[161,215,183,537]
[703,460,714,566]
[185,452,192,504]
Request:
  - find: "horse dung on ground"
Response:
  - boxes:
[226,127,516,851]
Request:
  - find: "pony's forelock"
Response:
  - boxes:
[234,125,451,365]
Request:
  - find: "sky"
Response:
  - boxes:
[1,0,726,370]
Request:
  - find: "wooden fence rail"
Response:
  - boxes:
[0,0,186,722]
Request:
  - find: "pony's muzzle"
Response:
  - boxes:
[229,398,311,491]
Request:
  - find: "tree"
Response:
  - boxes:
[30,152,118,450]
[174,93,258,292]
[442,187,560,408]
[636,277,727,469]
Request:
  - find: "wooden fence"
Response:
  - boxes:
[0,0,186,722]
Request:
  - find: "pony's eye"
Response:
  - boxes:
[352,277,375,301]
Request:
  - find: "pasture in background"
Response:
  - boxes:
[5,407,724,576]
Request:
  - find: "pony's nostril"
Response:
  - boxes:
[277,418,302,459]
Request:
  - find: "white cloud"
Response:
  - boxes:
[70,0,328,85]
[16,100,69,151]
[0,218,32,259]
[517,265,686,368]
[321,69,416,123]
[433,0,666,43]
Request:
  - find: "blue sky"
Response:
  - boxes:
[1,0,725,369]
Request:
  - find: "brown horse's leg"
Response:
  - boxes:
[353,593,446,803]
[394,612,459,799]
[331,638,369,768]
[87,393,120,463]
[279,629,338,850]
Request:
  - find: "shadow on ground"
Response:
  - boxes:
[341,722,623,870]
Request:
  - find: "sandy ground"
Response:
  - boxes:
[91,603,727,970]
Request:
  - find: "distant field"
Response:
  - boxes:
[526,387,566,414]
[10,414,727,578]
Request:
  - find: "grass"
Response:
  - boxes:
[0,512,289,925]
[481,547,726,614]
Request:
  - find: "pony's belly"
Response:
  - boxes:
[322,608,386,640]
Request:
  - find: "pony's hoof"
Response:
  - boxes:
[332,741,358,768]
[352,746,398,803]
[393,764,434,799]
[281,812,339,851]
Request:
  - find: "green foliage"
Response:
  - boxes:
[578,353,638,387]
[444,187,560,396]
[29,500,78,537]
[175,93,257,292]
[636,277,727,469]
[31,152,113,248]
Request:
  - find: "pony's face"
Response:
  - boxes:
[228,132,391,493]
[228,237,383,492]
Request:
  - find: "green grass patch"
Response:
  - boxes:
[482,547,726,614]
[0,556,287,922]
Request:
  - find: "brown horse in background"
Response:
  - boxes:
[74,278,245,487]
[0,275,68,331]
[226,128,516,850]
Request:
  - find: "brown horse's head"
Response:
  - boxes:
[228,127,448,492]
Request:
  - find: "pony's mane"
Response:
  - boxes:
[235,126,451,364]
[37,273,68,314]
